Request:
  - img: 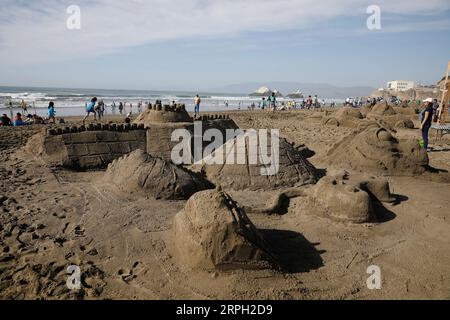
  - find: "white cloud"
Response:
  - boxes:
[0,0,449,65]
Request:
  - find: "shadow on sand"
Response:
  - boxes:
[371,193,409,223]
[260,229,325,273]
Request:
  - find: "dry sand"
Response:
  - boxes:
[0,110,449,300]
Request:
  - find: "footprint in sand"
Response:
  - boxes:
[74,225,85,237]
[52,212,67,220]
[117,261,145,284]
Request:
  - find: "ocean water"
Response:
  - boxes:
[0,86,342,117]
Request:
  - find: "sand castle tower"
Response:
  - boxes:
[134,104,238,161]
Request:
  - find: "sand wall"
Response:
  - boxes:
[42,124,146,169]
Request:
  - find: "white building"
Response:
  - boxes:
[387,80,415,92]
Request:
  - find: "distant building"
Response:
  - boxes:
[387,80,415,92]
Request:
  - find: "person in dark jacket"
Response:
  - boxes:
[420,98,434,150]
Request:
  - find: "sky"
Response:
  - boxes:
[0,0,449,91]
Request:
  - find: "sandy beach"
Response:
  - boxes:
[0,106,449,300]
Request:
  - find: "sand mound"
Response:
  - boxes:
[104,150,213,200]
[335,107,364,120]
[134,105,192,127]
[324,125,428,175]
[300,172,395,223]
[172,189,279,270]
[192,134,320,191]
[364,103,416,130]
[321,107,363,127]
[369,102,397,116]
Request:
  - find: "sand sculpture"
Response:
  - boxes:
[366,102,417,129]
[321,107,364,127]
[368,102,397,117]
[192,134,320,191]
[299,172,395,223]
[26,124,146,169]
[104,150,213,200]
[172,189,280,270]
[245,171,395,224]
[134,103,192,126]
[30,104,237,169]
[134,104,238,161]
[322,104,416,130]
[324,124,428,175]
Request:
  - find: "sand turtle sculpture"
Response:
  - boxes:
[103,150,213,200]
[172,189,280,270]
[297,172,395,223]
[191,132,320,191]
[366,102,416,129]
[321,107,364,127]
[323,124,428,175]
[244,171,396,224]
[367,102,397,117]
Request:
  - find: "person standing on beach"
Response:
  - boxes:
[268,93,276,112]
[95,100,103,121]
[313,95,319,110]
[83,97,98,124]
[47,101,56,124]
[420,98,434,150]
[112,101,117,114]
[20,99,28,114]
[260,97,266,111]
[119,102,124,115]
[194,95,201,117]
[432,99,440,123]
[306,96,313,110]
[138,101,143,113]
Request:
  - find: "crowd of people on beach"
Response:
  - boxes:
[0,112,47,127]
[1,99,60,127]
[238,94,333,112]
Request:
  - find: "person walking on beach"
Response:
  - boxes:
[119,102,124,115]
[194,95,201,118]
[47,101,56,124]
[83,97,98,124]
[138,101,143,113]
[420,98,434,150]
